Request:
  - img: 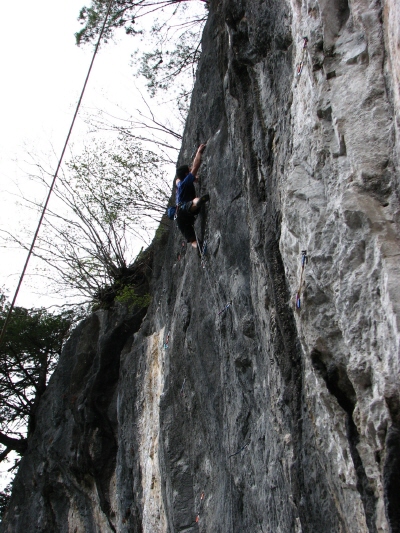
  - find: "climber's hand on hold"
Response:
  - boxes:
[192,144,207,176]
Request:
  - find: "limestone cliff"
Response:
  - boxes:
[2,0,400,531]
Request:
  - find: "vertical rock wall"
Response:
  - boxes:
[2,0,400,532]
[383,0,400,181]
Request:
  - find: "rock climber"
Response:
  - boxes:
[172,144,210,249]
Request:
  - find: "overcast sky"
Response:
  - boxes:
[0,0,164,309]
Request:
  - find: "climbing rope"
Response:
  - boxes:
[178,375,207,527]
[200,237,208,269]
[296,250,308,309]
[294,36,310,309]
[180,377,186,397]
[193,224,207,270]
[172,205,239,530]
[193,224,226,313]
[196,245,236,525]
[0,0,115,349]
[173,194,301,529]
[186,387,200,526]
[192,216,237,532]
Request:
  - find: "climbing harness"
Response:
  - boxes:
[296,250,308,309]
[163,331,170,349]
[174,203,181,221]
[296,37,308,77]
[218,301,232,316]
[229,442,249,458]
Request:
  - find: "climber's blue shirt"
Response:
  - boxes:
[176,173,196,205]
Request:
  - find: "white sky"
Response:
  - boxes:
[0,0,173,309]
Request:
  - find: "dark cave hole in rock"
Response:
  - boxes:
[310,349,378,533]
[319,0,350,51]
[383,395,400,533]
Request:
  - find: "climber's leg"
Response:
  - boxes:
[190,194,210,213]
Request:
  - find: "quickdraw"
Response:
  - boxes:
[229,442,249,458]
[163,331,170,349]
[296,250,308,309]
[218,301,232,316]
[195,491,205,524]
[296,37,308,77]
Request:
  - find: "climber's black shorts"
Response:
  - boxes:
[179,201,193,214]
[176,202,196,243]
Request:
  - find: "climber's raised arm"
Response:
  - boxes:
[191,144,207,178]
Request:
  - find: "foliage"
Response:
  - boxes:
[75,0,207,46]
[133,1,207,117]
[65,139,170,228]
[134,25,203,117]
[85,93,183,168]
[2,139,170,303]
[115,285,151,309]
[91,243,154,308]
[0,483,12,521]
[0,294,74,462]
[154,223,168,242]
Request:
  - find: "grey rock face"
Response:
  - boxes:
[2,0,400,532]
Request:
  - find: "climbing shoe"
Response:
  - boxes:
[198,193,210,207]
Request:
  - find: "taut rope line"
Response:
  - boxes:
[0,0,115,348]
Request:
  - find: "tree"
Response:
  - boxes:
[132,3,207,116]
[2,139,170,303]
[76,0,208,118]
[0,293,74,463]
[0,484,11,520]
[75,0,207,46]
